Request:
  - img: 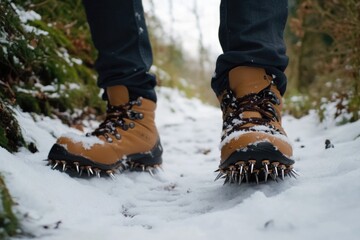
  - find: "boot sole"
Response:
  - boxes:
[215,142,297,185]
[46,140,163,179]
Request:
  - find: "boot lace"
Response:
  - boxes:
[87,98,144,143]
[221,84,281,141]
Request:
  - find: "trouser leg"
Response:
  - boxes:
[83,0,157,102]
[212,0,289,96]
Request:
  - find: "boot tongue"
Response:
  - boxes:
[106,85,129,106]
[228,66,273,120]
[229,66,272,98]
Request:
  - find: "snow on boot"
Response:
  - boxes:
[214,66,297,185]
[47,85,163,178]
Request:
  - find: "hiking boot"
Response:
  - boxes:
[47,85,163,178]
[214,66,297,184]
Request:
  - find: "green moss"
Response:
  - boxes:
[0,100,25,153]
[0,127,9,148]
[0,175,19,238]
[16,93,41,114]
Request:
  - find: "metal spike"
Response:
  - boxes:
[289,170,298,179]
[239,165,243,175]
[47,160,53,166]
[249,160,256,174]
[52,161,59,169]
[86,166,93,176]
[270,172,278,182]
[234,172,239,183]
[61,161,67,172]
[262,160,270,174]
[274,166,278,177]
[281,169,285,180]
[152,166,159,174]
[117,166,124,173]
[158,165,164,172]
[291,169,300,176]
[238,174,244,185]
[264,169,268,183]
[245,172,249,183]
[279,165,286,180]
[223,175,230,185]
[255,172,259,185]
[148,168,154,177]
[109,172,116,180]
[214,172,224,182]
[107,170,116,180]
[94,169,101,178]
[230,171,235,183]
[130,162,135,170]
[74,162,80,173]
[79,167,84,176]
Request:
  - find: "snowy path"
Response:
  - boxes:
[1,87,360,240]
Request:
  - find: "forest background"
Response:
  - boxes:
[0,0,359,237]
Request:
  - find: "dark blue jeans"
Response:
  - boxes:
[83,0,289,102]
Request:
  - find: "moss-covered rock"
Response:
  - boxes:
[0,175,19,238]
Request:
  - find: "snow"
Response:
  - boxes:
[1,87,360,240]
[10,3,48,36]
[10,3,41,23]
[60,133,104,150]
[220,124,293,151]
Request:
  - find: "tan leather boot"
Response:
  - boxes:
[47,85,163,178]
[215,66,297,184]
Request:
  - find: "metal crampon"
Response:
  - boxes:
[214,159,298,185]
[46,159,163,179]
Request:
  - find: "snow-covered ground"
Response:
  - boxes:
[1,87,360,240]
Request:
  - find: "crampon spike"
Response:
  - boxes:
[223,175,230,185]
[238,174,244,185]
[52,160,59,169]
[61,161,67,172]
[107,170,116,180]
[291,169,300,176]
[148,168,154,177]
[249,160,256,174]
[79,167,84,176]
[214,172,224,182]
[94,169,101,178]
[86,166,93,176]
[264,169,268,183]
[74,162,80,173]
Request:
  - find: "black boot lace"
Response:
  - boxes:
[221,84,281,141]
[87,98,144,143]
